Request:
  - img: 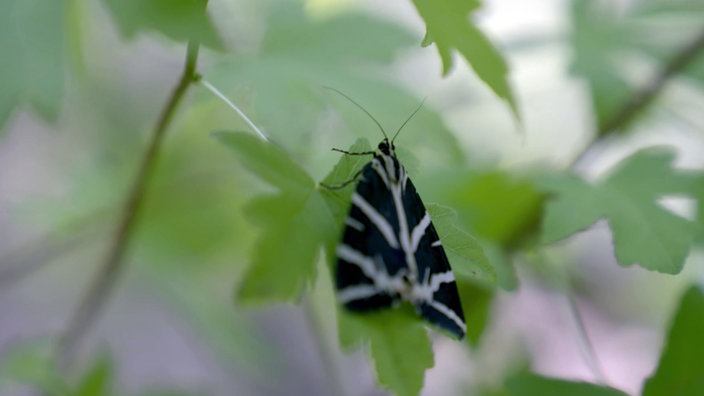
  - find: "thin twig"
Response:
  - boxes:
[568,26,704,169]
[55,40,201,369]
[198,78,270,142]
[0,222,106,290]
[565,291,608,385]
[301,295,350,396]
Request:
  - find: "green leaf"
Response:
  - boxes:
[506,373,628,396]
[456,278,493,345]
[570,0,634,133]
[426,203,495,283]
[338,310,433,396]
[319,138,374,230]
[103,0,222,48]
[74,354,113,396]
[410,0,518,117]
[0,0,67,128]
[213,131,314,196]
[0,339,68,395]
[214,131,334,302]
[643,285,704,396]
[541,147,699,274]
[237,192,330,301]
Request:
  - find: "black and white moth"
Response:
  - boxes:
[330,92,466,339]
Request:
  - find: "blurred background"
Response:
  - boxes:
[1,0,704,395]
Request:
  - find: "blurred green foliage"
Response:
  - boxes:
[644,286,704,396]
[1,0,704,395]
[0,0,67,127]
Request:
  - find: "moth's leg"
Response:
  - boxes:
[332,148,375,156]
[319,168,364,190]
[320,148,372,189]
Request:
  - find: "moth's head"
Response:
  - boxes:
[377,138,395,156]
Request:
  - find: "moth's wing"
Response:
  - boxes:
[336,162,406,311]
[403,177,466,339]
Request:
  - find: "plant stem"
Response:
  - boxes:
[565,291,608,385]
[55,40,201,370]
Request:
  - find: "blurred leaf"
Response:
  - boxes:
[0,339,67,395]
[138,391,203,396]
[0,0,67,127]
[261,5,413,64]
[541,147,699,274]
[482,240,518,291]
[429,170,544,249]
[410,0,518,117]
[214,131,334,302]
[506,373,628,396]
[205,3,463,164]
[570,0,634,132]
[237,192,330,301]
[103,0,222,48]
[456,278,493,345]
[643,285,704,396]
[427,203,495,283]
[338,310,433,396]
[570,0,704,133]
[213,131,314,195]
[74,354,113,396]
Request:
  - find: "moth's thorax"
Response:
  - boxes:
[375,139,404,183]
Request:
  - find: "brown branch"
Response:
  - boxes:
[55,40,200,369]
[569,26,704,169]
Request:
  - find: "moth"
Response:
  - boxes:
[328,90,466,339]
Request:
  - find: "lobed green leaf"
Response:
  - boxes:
[411,0,518,118]
[214,131,334,303]
[213,131,314,197]
[338,310,433,396]
[541,147,700,274]
[103,0,222,48]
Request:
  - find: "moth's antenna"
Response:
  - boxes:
[324,86,388,140]
[391,98,426,143]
